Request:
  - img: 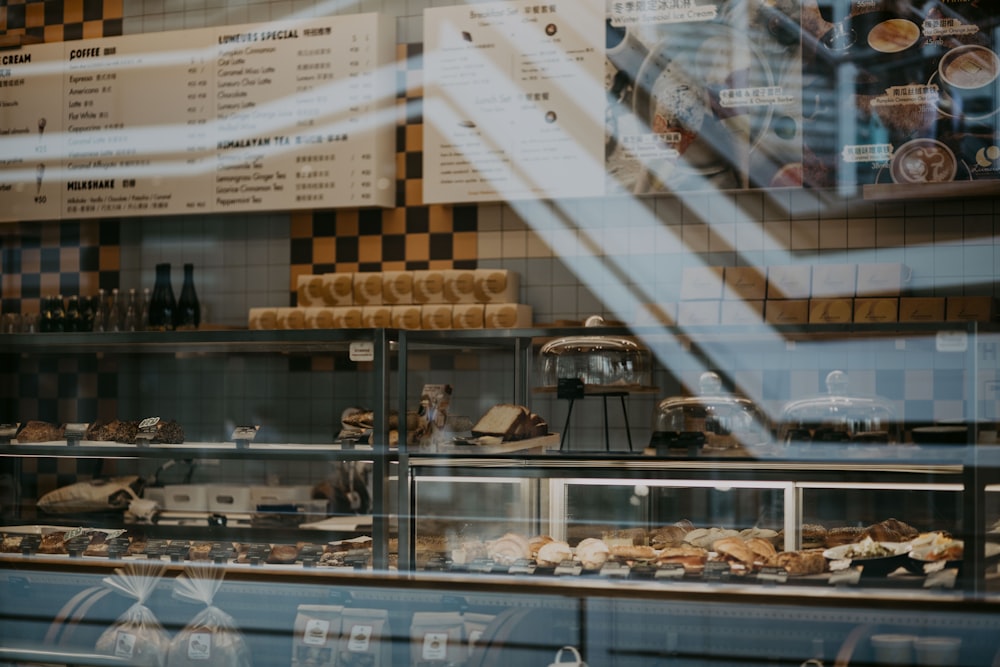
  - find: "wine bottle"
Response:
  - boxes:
[175,263,200,330]
[51,294,65,333]
[123,288,138,332]
[64,295,81,333]
[109,288,122,332]
[148,263,176,331]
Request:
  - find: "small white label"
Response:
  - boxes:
[422,632,449,660]
[138,416,160,431]
[187,632,211,660]
[469,629,483,648]
[937,331,968,353]
[114,631,136,658]
[347,624,372,652]
[304,619,330,646]
[349,341,374,362]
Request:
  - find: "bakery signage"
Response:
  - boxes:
[0,14,395,222]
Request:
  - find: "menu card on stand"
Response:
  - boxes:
[0,13,395,222]
[422,0,606,203]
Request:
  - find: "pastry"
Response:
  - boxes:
[745,537,778,569]
[609,545,656,561]
[267,544,300,564]
[83,531,110,558]
[649,525,687,549]
[602,527,647,548]
[2,534,23,553]
[739,527,780,546]
[528,535,554,559]
[711,537,755,570]
[774,550,827,576]
[535,540,573,567]
[188,542,213,561]
[16,421,64,443]
[656,545,708,574]
[487,533,531,566]
[824,526,866,547]
[575,538,610,571]
[799,524,828,549]
[38,531,67,554]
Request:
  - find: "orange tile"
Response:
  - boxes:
[288,211,310,237]
[406,125,423,153]
[41,222,59,246]
[313,237,335,263]
[79,271,99,295]
[381,261,406,272]
[429,205,452,233]
[41,273,59,295]
[65,0,84,23]
[452,232,477,260]
[429,259,454,270]
[395,153,406,179]
[382,208,406,235]
[358,236,382,263]
[396,43,408,62]
[99,246,120,271]
[105,0,124,19]
[405,233,429,261]
[60,247,80,273]
[80,221,100,245]
[21,249,40,273]
[44,25,64,42]
[337,262,359,273]
[335,211,359,237]
[83,21,103,39]
[25,3,44,27]
[2,274,21,299]
[405,179,423,207]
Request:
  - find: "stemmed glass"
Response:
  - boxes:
[817,0,855,51]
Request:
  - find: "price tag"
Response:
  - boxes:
[828,567,862,586]
[135,417,160,446]
[508,559,536,575]
[936,330,968,353]
[704,561,731,581]
[0,423,19,443]
[467,559,495,573]
[757,566,788,584]
[601,561,631,578]
[64,422,89,445]
[554,559,583,576]
[654,563,686,580]
[349,341,374,362]
[231,425,260,449]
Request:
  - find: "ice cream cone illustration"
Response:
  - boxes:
[36,163,44,195]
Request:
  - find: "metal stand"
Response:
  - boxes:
[559,391,633,452]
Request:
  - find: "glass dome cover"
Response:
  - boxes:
[650,372,772,452]
[538,316,652,389]
[777,370,902,444]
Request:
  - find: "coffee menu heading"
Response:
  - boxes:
[0,14,396,222]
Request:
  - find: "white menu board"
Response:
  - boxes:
[0,13,396,222]
[422,0,606,203]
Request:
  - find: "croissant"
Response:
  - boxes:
[487,533,531,565]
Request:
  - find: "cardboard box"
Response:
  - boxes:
[898,297,946,323]
[208,486,253,513]
[854,298,899,323]
[809,298,854,324]
[296,274,325,307]
[484,303,533,329]
[443,269,477,304]
[678,300,721,326]
[765,299,809,325]
[248,308,278,330]
[946,296,996,322]
[723,267,767,300]
[321,272,354,306]
[162,485,209,512]
[382,271,413,305]
[474,269,520,303]
[856,263,908,296]
[720,300,764,325]
[304,307,336,329]
[421,304,452,329]
[276,307,306,330]
[767,265,812,299]
[634,302,677,326]
[811,264,857,298]
[391,305,422,329]
[680,266,725,300]
[452,304,485,329]
[353,272,383,305]
[413,270,445,304]
[361,305,392,328]
[333,306,363,328]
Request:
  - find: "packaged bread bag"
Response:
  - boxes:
[291,604,344,667]
[95,561,171,666]
[338,608,392,667]
[166,566,252,667]
[409,611,466,666]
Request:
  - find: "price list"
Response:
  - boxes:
[423,0,605,203]
[0,13,395,223]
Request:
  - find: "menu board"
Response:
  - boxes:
[422,0,607,203]
[0,13,396,222]
[800,1,1000,190]
[423,0,801,202]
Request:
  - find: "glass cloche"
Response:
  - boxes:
[538,317,652,390]
[777,370,902,444]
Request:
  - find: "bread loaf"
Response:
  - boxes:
[535,540,573,567]
[472,404,529,441]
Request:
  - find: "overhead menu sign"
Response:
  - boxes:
[422,0,607,203]
[0,13,396,222]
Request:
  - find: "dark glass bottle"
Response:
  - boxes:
[39,296,52,333]
[50,294,65,333]
[175,263,200,330]
[64,295,81,332]
[148,263,176,331]
[81,294,96,332]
